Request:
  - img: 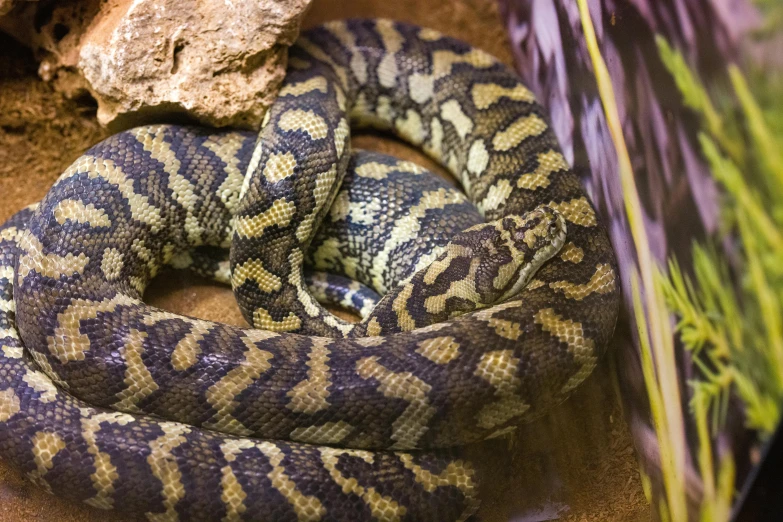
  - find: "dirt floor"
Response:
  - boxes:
[0,0,650,520]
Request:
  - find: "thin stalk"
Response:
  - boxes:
[656,37,744,165]
[692,388,715,522]
[634,273,679,521]
[699,134,783,254]
[577,2,686,519]
[728,65,783,198]
[715,452,735,520]
[736,209,783,388]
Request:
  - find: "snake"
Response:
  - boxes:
[0,18,620,521]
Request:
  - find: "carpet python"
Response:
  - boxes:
[0,19,620,521]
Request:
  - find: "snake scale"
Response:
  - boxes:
[0,19,619,521]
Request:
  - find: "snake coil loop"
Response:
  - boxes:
[0,19,619,521]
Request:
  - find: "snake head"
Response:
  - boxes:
[462,207,567,306]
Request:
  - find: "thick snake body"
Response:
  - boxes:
[0,151,481,520]
[2,19,619,521]
[185,148,486,319]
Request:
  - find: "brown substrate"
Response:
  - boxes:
[0,0,649,520]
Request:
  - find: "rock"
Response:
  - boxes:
[0,0,311,129]
[0,0,17,17]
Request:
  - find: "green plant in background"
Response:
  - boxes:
[579,1,783,521]
[753,0,783,37]
[656,35,783,520]
[658,33,783,435]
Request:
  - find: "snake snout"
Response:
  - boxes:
[542,207,568,249]
[504,207,566,254]
[490,208,568,304]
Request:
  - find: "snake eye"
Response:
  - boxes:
[548,222,559,235]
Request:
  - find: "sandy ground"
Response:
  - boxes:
[0,0,649,520]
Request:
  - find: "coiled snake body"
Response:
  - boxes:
[0,19,619,521]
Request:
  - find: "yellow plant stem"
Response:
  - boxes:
[692,388,715,522]
[577,1,686,519]
[656,36,744,165]
[728,65,783,198]
[737,209,783,388]
[634,273,680,521]
[698,135,783,254]
[715,452,735,521]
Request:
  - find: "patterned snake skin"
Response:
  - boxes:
[1,19,619,521]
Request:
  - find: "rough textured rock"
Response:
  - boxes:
[0,0,17,17]
[0,0,311,129]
